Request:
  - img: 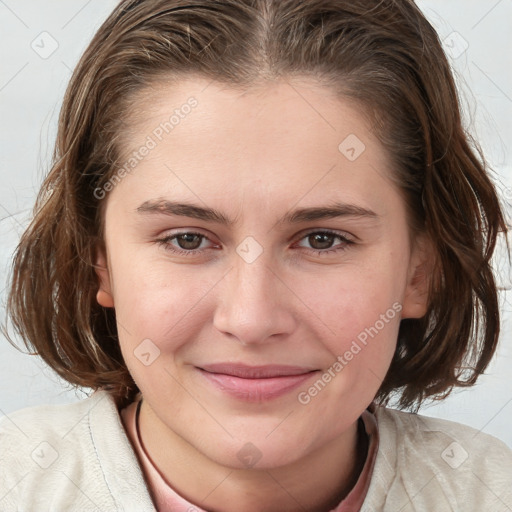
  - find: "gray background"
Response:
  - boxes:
[1,0,511,448]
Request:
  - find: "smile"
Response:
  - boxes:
[196,364,320,401]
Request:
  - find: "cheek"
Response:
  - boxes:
[110,258,214,401]
[109,251,221,353]
[296,265,402,397]
[290,276,401,446]
[300,262,403,342]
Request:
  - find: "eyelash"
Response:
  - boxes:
[155,229,354,257]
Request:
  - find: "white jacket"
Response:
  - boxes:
[1,390,511,511]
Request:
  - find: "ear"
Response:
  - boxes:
[94,243,115,308]
[401,234,435,319]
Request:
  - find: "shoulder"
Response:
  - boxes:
[377,405,512,457]
[363,406,512,511]
[0,391,154,511]
[1,390,107,439]
[0,391,115,462]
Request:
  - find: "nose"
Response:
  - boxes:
[213,252,297,345]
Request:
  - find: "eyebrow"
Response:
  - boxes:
[136,199,379,225]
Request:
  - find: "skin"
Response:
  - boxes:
[95,76,431,512]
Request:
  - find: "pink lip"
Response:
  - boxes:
[196,364,319,401]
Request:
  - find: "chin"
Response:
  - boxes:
[200,435,310,471]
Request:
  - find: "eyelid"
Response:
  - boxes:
[292,228,355,252]
[156,227,217,244]
[292,227,356,245]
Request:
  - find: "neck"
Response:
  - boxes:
[137,400,366,512]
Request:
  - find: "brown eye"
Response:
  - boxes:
[295,230,354,255]
[308,233,336,250]
[156,231,214,256]
[175,233,204,250]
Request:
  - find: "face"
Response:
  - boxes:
[96,76,429,470]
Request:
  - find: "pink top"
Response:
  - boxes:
[121,398,379,511]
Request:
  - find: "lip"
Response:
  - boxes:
[196,364,319,401]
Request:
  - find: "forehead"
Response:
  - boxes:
[110,76,399,219]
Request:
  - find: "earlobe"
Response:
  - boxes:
[401,235,435,319]
[94,245,115,308]
[96,289,114,308]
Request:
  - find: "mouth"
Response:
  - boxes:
[196,363,320,401]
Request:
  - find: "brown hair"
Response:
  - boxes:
[5,0,508,409]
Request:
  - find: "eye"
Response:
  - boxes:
[295,230,354,255]
[156,231,216,256]
[156,229,355,258]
